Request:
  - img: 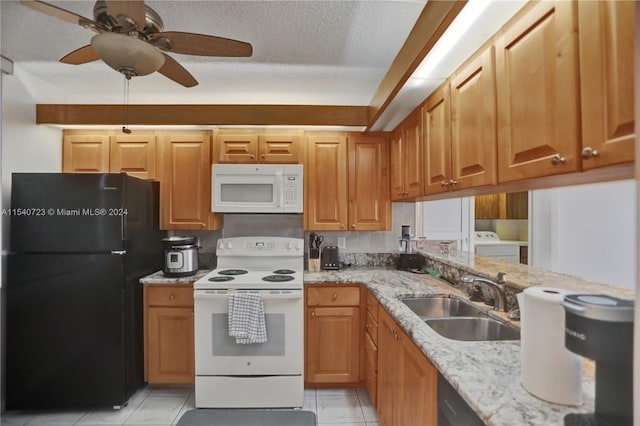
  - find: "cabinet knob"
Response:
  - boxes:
[350,224,356,229]
[440,181,450,188]
[332,293,338,301]
[340,224,345,229]
[449,179,458,186]
[550,154,567,166]
[250,154,255,159]
[169,294,175,300]
[366,324,373,329]
[311,311,316,317]
[581,147,599,159]
[261,154,266,159]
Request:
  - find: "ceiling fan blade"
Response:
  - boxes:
[158,54,198,88]
[151,31,253,57]
[105,0,146,30]
[60,45,100,65]
[20,0,98,31]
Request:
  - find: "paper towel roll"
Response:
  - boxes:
[518,287,583,406]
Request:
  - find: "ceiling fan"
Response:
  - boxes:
[20,0,253,87]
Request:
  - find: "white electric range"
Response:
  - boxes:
[193,236,304,408]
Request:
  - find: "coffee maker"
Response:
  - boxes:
[562,294,634,426]
[397,225,421,270]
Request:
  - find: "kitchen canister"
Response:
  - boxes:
[518,287,583,406]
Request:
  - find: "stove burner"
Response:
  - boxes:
[208,276,234,282]
[218,269,248,276]
[262,275,295,282]
[273,269,296,275]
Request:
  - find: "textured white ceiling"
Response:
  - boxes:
[0,0,426,107]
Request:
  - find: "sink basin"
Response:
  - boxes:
[424,317,520,341]
[401,296,520,341]
[401,297,487,319]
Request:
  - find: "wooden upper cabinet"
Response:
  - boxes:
[62,131,110,173]
[110,132,157,179]
[158,131,220,230]
[424,83,452,195]
[259,131,303,163]
[578,0,635,169]
[390,109,423,200]
[215,132,259,163]
[214,130,302,163]
[63,130,157,179]
[389,128,405,200]
[495,1,580,183]
[450,44,497,190]
[305,132,348,231]
[402,109,423,199]
[348,133,391,231]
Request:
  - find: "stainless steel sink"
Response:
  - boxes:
[401,296,520,341]
[424,317,520,341]
[401,296,486,318]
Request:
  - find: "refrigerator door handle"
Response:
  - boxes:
[111,250,127,255]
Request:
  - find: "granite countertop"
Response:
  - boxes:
[138,247,634,426]
[140,269,211,284]
[305,267,596,426]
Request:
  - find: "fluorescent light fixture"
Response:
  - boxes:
[412,0,492,79]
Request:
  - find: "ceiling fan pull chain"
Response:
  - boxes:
[122,77,132,134]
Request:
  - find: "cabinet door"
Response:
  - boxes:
[348,134,390,231]
[402,109,424,198]
[305,306,360,383]
[495,1,580,182]
[215,132,259,163]
[389,128,405,201]
[305,133,348,231]
[424,83,452,195]
[110,132,157,179]
[398,330,437,426]
[258,131,302,163]
[158,131,219,230]
[578,0,635,169]
[146,306,194,384]
[377,307,399,426]
[62,132,110,173]
[450,45,497,190]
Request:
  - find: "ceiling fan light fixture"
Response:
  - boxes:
[91,33,165,77]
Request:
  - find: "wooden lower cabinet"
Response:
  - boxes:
[377,306,437,426]
[144,284,195,384]
[305,285,361,384]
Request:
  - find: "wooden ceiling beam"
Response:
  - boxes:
[35,104,370,127]
[367,0,466,129]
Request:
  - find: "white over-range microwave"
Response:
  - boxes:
[212,164,303,213]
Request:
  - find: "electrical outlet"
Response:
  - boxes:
[337,236,346,249]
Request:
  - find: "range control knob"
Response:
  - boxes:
[218,241,225,250]
[226,241,233,249]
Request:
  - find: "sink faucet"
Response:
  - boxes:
[461,272,508,312]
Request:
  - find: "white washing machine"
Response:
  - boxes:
[474,231,520,263]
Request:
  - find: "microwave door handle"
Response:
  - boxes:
[274,181,281,208]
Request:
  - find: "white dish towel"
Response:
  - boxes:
[228,292,267,344]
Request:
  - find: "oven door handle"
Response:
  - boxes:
[194,291,303,300]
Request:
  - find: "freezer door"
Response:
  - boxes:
[5,254,133,409]
[10,173,126,253]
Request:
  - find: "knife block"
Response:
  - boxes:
[308,248,320,272]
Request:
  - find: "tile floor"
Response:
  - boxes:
[1,385,380,426]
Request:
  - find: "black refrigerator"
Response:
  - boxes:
[6,173,164,410]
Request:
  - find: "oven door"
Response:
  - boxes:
[194,289,303,375]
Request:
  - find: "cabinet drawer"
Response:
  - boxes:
[366,291,379,320]
[365,349,377,407]
[364,331,378,370]
[307,286,360,306]
[146,286,194,307]
[366,310,378,346]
